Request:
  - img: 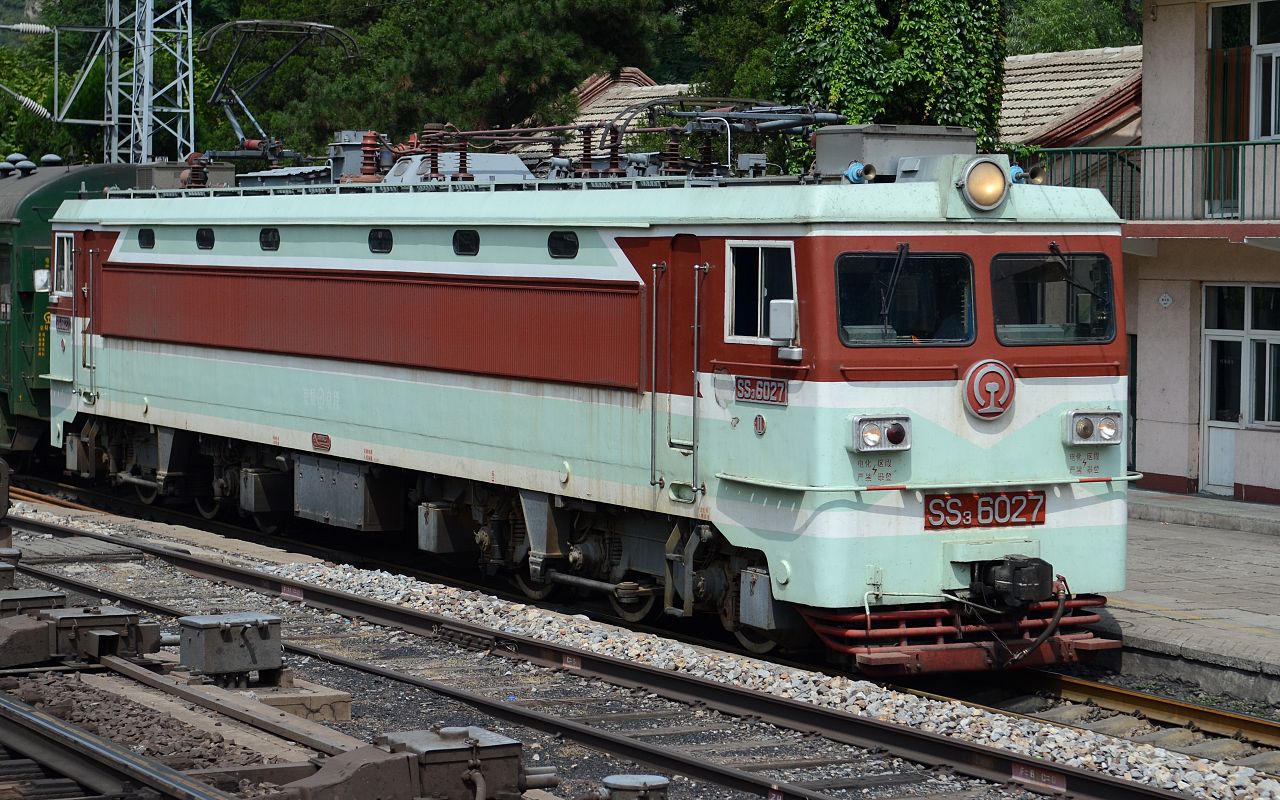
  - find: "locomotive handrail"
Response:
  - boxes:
[714,471,1143,493]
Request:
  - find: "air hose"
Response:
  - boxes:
[1005,575,1068,666]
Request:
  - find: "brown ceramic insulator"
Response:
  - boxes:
[660,131,684,176]
[576,127,595,177]
[360,130,380,175]
[185,152,208,188]
[697,137,714,177]
[605,127,624,176]
[455,138,473,182]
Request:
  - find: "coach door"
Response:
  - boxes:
[658,233,707,502]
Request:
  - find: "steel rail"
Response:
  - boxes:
[18,562,836,800]
[1014,671,1280,749]
[0,689,238,800]
[12,515,1183,800]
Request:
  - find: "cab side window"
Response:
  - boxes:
[726,242,794,343]
[53,233,74,295]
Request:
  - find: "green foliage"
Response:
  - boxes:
[1004,0,1141,56]
[777,0,1006,146]
[684,0,787,99]
[228,0,668,153]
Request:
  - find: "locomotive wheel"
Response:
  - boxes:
[609,592,657,623]
[252,512,281,535]
[134,483,160,505]
[513,570,556,600]
[733,627,779,655]
[193,496,223,520]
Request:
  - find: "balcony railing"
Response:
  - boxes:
[1033,141,1280,222]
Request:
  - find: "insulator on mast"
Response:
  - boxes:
[2,23,53,34]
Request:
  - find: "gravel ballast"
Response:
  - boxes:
[256,560,1274,800]
[10,506,1276,799]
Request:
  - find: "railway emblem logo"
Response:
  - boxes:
[963,359,1015,419]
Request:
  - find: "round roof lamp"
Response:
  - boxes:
[958,157,1009,211]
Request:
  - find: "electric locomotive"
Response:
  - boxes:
[43,112,1132,673]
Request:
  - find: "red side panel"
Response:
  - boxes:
[96,264,644,390]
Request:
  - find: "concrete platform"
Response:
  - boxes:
[1094,489,1280,702]
[1129,488,1280,537]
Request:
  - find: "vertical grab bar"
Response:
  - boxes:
[649,261,666,487]
[691,261,709,495]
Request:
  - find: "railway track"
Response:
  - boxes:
[905,671,1280,769]
[5,509,1184,800]
[0,679,237,800]
[17,479,1280,760]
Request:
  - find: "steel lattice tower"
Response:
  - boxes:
[105,0,195,163]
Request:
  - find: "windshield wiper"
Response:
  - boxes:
[880,242,909,333]
[1048,242,1105,301]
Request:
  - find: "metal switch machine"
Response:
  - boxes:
[178,612,284,687]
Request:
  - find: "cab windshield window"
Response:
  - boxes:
[991,253,1114,345]
[836,251,974,346]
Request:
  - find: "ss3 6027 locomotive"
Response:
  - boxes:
[43,109,1133,673]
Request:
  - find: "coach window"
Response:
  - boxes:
[369,228,393,254]
[836,251,973,345]
[548,230,578,258]
[53,233,74,295]
[196,227,215,250]
[726,242,795,343]
[453,229,479,256]
[138,228,155,249]
[259,227,280,251]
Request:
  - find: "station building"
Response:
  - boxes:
[1006,3,1280,502]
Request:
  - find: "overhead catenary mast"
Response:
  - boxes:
[0,0,195,163]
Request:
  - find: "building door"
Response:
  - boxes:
[1203,336,1244,495]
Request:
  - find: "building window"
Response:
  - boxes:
[547,231,578,259]
[259,228,280,251]
[53,233,73,295]
[726,242,795,343]
[138,228,155,249]
[196,228,215,250]
[453,229,479,256]
[1209,1,1280,139]
[1205,283,1280,424]
[369,228,393,254]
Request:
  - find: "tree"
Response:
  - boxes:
[683,0,787,99]
[776,0,1006,145]
[1004,0,1141,56]
[224,0,669,153]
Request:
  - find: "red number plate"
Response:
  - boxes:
[734,376,788,406]
[924,491,1046,530]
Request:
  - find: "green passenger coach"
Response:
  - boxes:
[0,158,134,455]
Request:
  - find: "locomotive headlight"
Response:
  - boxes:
[1074,417,1095,440]
[852,416,911,452]
[1066,410,1124,445]
[1097,416,1119,441]
[958,157,1009,211]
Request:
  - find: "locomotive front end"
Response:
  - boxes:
[708,147,1131,674]
[807,165,1127,673]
